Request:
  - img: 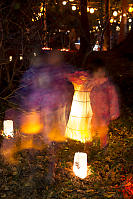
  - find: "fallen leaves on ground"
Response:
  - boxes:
[0,108,132,199]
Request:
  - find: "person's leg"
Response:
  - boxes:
[91,125,100,147]
[46,141,56,183]
[99,126,108,149]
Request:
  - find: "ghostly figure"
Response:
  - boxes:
[90,66,120,148]
[2,51,74,168]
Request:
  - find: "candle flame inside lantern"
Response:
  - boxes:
[3,120,14,137]
[73,152,87,179]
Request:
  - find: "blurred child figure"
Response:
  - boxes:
[90,64,120,148]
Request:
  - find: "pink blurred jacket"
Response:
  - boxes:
[90,79,120,127]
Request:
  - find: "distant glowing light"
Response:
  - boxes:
[113,11,118,17]
[38,13,42,17]
[129,18,132,23]
[34,52,37,56]
[40,3,45,12]
[87,7,90,12]
[110,18,114,23]
[69,0,74,2]
[129,25,132,31]
[60,48,70,52]
[9,56,12,62]
[32,18,34,22]
[72,5,76,11]
[20,55,23,60]
[93,41,100,51]
[120,15,122,22]
[3,120,14,138]
[90,8,94,14]
[62,1,67,5]
[114,20,116,23]
[40,7,43,12]
[116,26,120,31]
[128,7,133,13]
[73,152,88,179]
[123,13,126,17]
[42,47,52,50]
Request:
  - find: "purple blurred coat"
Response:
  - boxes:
[90,79,120,127]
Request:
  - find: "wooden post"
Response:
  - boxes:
[42,0,47,47]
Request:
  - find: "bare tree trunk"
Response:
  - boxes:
[42,0,47,47]
[104,0,110,51]
[118,0,128,43]
[80,0,90,54]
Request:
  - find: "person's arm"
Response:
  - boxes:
[108,84,120,120]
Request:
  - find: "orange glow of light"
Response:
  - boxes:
[110,18,114,23]
[60,48,70,52]
[42,47,52,50]
[20,111,43,134]
[128,7,133,13]
[40,3,46,13]
[48,126,66,142]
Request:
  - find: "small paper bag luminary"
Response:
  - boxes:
[3,120,14,138]
[73,152,87,179]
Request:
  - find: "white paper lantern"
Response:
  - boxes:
[73,152,87,179]
[3,120,14,137]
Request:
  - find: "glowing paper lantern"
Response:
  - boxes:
[3,120,14,137]
[73,152,87,179]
